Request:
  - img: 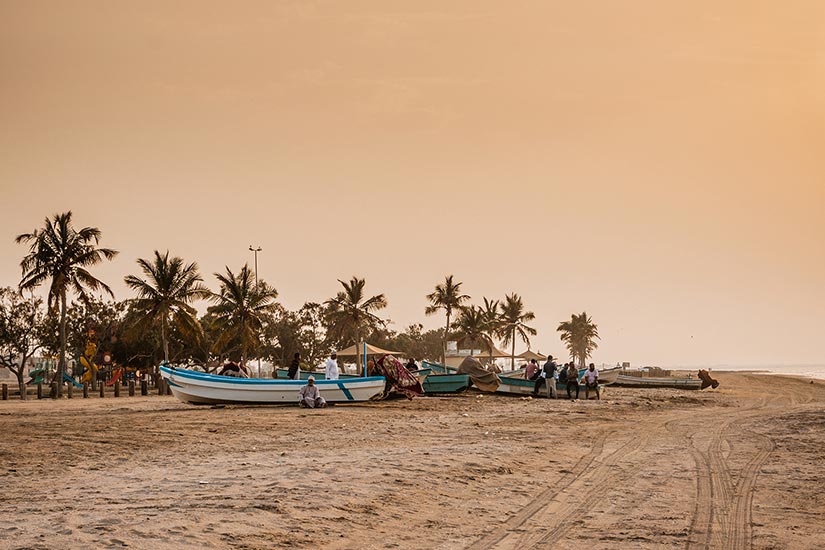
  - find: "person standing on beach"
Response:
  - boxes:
[542,355,558,399]
[566,362,580,400]
[288,352,301,380]
[325,353,339,380]
[583,363,600,400]
[298,376,327,408]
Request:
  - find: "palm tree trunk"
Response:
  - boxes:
[57,291,67,397]
[161,316,169,362]
[443,311,450,365]
[510,330,515,371]
[355,329,362,375]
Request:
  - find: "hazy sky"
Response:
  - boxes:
[1,1,823,366]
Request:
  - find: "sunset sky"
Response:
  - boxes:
[1,1,823,367]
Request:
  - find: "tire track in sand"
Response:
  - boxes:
[725,429,775,550]
[464,429,608,550]
[468,415,674,550]
[686,391,784,550]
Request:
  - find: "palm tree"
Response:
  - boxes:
[324,277,387,370]
[499,293,537,370]
[124,250,211,363]
[451,306,494,356]
[210,264,279,370]
[425,275,470,364]
[16,212,118,395]
[557,311,600,368]
[480,297,503,363]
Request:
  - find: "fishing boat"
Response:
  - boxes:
[597,367,621,385]
[275,367,432,382]
[418,361,471,393]
[421,373,472,393]
[496,374,605,399]
[612,374,703,390]
[160,366,387,405]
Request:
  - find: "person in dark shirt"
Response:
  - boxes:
[405,358,419,372]
[542,355,558,399]
[566,363,580,400]
[288,352,301,380]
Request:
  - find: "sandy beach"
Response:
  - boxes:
[0,373,823,550]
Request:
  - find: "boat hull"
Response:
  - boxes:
[422,373,471,393]
[276,367,431,381]
[160,366,386,405]
[497,375,605,399]
[597,367,621,385]
[612,374,702,390]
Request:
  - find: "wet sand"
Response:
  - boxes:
[0,373,823,549]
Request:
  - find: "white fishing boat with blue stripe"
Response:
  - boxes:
[159,366,386,405]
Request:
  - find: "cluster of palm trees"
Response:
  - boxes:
[13,213,602,394]
[426,276,538,369]
[12,212,396,387]
[426,275,600,370]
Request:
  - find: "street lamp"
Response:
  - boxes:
[248,245,262,286]
[248,246,262,377]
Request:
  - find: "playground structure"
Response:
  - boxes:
[26,366,47,385]
[79,331,100,385]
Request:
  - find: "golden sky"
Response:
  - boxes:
[1,1,823,366]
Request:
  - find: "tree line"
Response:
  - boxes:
[0,211,601,398]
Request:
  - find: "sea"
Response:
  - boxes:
[672,364,825,381]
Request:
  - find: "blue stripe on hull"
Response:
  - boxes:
[337,382,354,401]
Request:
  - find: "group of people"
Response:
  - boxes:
[293,351,601,408]
[525,356,601,400]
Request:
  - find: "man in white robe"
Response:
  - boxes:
[298,377,326,408]
[325,353,339,380]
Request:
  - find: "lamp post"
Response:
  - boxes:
[248,245,262,377]
[248,246,262,286]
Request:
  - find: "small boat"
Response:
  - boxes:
[160,366,386,405]
[275,367,432,381]
[422,373,472,393]
[612,374,703,390]
[423,361,458,374]
[597,367,621,385]
[496,374,605,399]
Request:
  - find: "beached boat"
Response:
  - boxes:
[422,373,472,393]
[612,374,702,390]
[597,367,621,385]
[423,362,457,374]
[160,366,386,405]
[275,367,432,382]
[496,374,605,399]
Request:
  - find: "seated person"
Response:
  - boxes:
[405,358,419,372]
[218,361,241,377]
[298,377,327,408]
[525,359,540,380]
[583,363,600,400]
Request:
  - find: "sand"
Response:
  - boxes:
[0,373,823,549]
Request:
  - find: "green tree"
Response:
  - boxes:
[210,264,279,372]
[557,311,600,368]
[324,276,387,369]
[124,250,211,363]
[15,212,118,395]
[451,306,494,356]
[480,297,503,363]
[499,293,537,370]
[425,275,470,364]
[0,288,45,399]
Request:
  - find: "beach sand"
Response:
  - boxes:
[0,373,823,549]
